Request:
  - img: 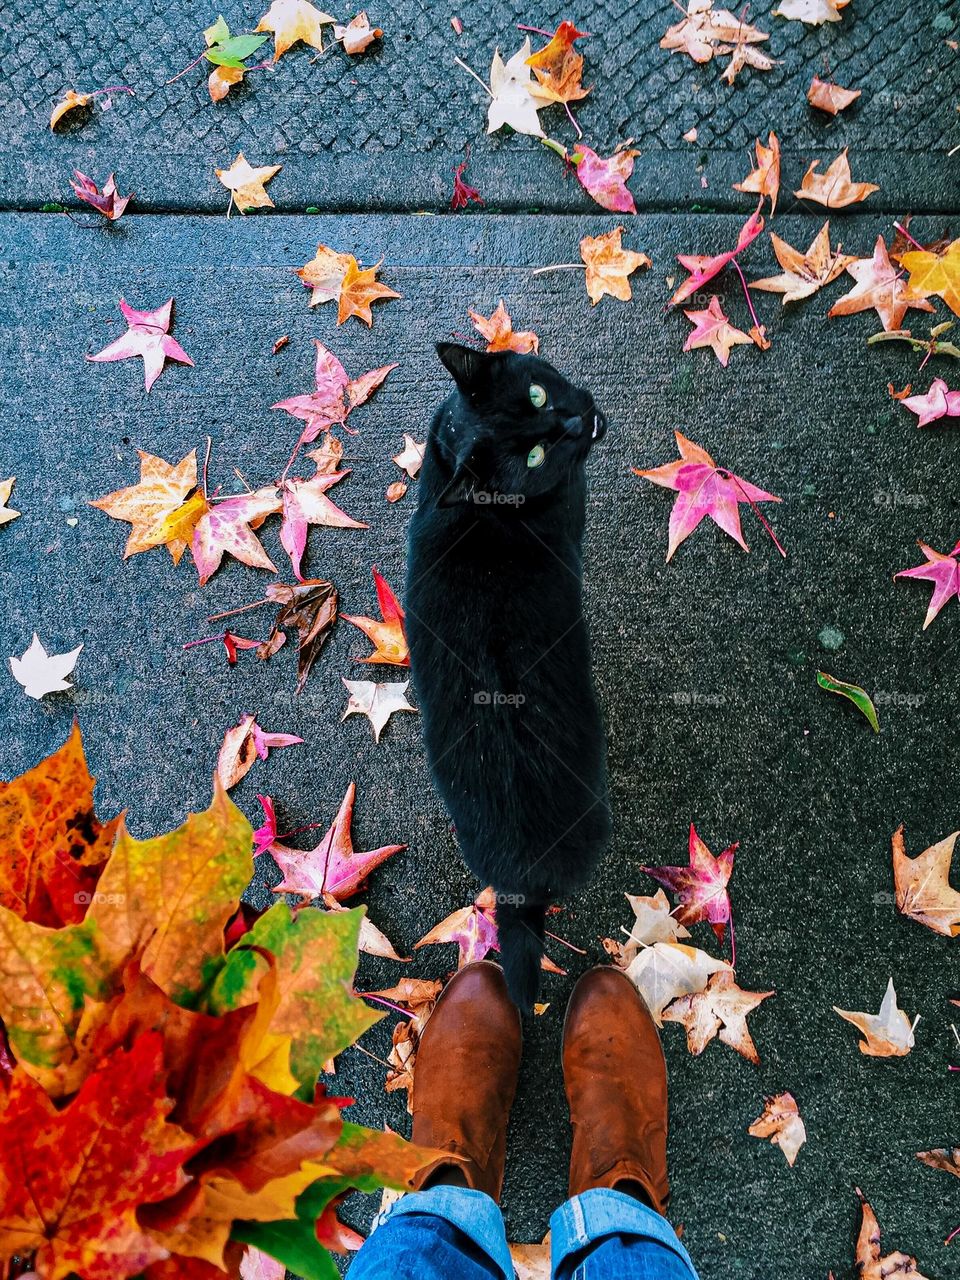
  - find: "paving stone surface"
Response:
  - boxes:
[3,0,959,211]
[1,209,959,1276]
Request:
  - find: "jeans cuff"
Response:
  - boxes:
[550,1187,698,1277]
[379,1185,514,1280]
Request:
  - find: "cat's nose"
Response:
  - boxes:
[590,410,607,441]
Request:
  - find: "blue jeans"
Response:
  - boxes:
[348,1185,698,1280]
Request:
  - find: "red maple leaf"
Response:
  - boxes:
[341,566,409,665]
[641,823,737,952]
[670,211,764,306]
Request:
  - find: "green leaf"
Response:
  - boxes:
[207,902,383,1097]
[232,1218,339,1280]
[204,33,268,65]
[203,14,231,46]
[816,671,880,733]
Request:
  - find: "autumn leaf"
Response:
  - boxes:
[898,377,960,427]
[341,678,417,742]
[917,1148,960,1178]
[579,226,651,305]
[794,149,879,208]
[90,780,253,1002]
[69,171,132,220]
[618,889,691,958]
[90,449,199,563]
[323,893,408,961]
[525,21,591,108]
[848,1190,932,1280]
[451,156,483,210]
[750,222,854,304]
[807,76,861,114]
[816,671,880,733]
[9,633,83,701]
[748,1092,806,1166]
[485,38,546,137]
[0,722,120,928]
[295,243,354,306]
[732,132,780,214]
[50,88,93,129]
[660,3,774,84]
[259,578,338,692]
[568,143,640,214]
[217,153,282,213]
[641,824,736,946]
[191,486,282,585]
[392,435,425,479]
[682,296,752,366]
[415,887,500,967]
[892,824,960,937]
[469,300,540,353]
[217,714,303,791]
[255,0,335,59]
[900,237,960,317]
[828,235,935,332]
[272,339,396,443]
[662,970,774,1063]
[895,539,960,629]
[0,477,20,525]
[341,566,409,665]
[208,902,383,1095]
[0,1035,194,1280]
[334,12,383,54]
[267,781,405,901]
[201,17,269,102]
[774,0,849,21]
[280,469,367,580]
[87,298,195,393]
[634,431,783,561]
[670,210,763,306]
[834,977,915,1057]
[623,942,731,1025]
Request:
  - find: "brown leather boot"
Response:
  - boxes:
[411,961,522,1201]
[562,966,670,1212]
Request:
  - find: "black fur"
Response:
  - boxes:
[406,343,612,1011]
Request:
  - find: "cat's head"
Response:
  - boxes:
[433,343,607,508]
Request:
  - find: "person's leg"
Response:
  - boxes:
[551,967,699,1280]
[348,961,522,1280]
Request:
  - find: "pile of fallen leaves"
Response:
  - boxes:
[0,726,442,1280]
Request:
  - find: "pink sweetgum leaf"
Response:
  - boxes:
[86,297,194,393]
[641,823,736,946]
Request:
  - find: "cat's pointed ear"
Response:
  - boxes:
[436,342,489,391]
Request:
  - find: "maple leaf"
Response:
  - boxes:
[216,153,282,213]
[90,449,199,562]
[337,257,402,326]
[259,578,338,692]
[660,2,774,84]
[295,243,354,307]
[807,76,861,114]
[794,149,879,208]
[750,221,854,304]
[900,238,960,317]
[341,566,409,665]
[280,469,367,580]
[526,21,591,107]
[682,295,753,366]
[670,210,763,306]
[208,902,384,1093]
[0,1035,194,1280]
[268,781,405,901]
[0,477,20,525]
[272,339,396,442]
[634,431,783,561]
[69,170,132,220]
[256,0,335,58]
[50,88,93,129]
[774,0,850,21]
[579,226,651,305]
[624,942,731,1025]
[892,824,960,937]
[895,539,960,629]
[834,977,915,1057]
[0,722,120,928]
[469,300,540,353]
[486,39,546,137]
[849,1190,932,1280]
[217,714,304,790]
[641,824,736,945]
[9,633,82,701]
[191,486,282,585]
[342,678,417,742]
[898,377,960,427]
[748,1092,806,1166]
[415,887,503,967]
[334,12,382,53]
[624,889,692,949]
[662,970,773,1063]
[569,143,640,214]
[917,1148,960,1178]
[393,434,425,478]
[732,132,780,213]
[828,235,935,332]
[451,157,484,210]
[87,298,195,393]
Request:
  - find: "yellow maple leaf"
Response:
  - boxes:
[256,0,335,59]
[900,238,960,317]
[216,152,282,213]
[90,449,199,562]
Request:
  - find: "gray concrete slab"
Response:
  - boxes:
[1,210,958,1276]
[3,0,958,213]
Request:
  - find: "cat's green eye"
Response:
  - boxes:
[529,383,548,409]
[527,443,546,468]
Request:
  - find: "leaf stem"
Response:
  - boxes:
[165,53,206,85]
[359,993,415,1018]
[530,263,585,275]
[207,598,269,623]
[563,100,583,139]
[544,929,587,955]
[893,220,924,252]
[731,258,763,334]
[454,56,493,97]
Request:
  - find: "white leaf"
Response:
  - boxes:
[9,633,83,700]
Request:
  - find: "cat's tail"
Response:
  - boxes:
[495,897,546,1013]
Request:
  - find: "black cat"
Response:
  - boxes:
[406,343,611,1011]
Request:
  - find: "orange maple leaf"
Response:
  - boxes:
[341,566,410,665]
[794,148,878,208]
[526,21,591,106]
[468,300,540,353]
[732,131,780,213]
[579,227,651,305]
